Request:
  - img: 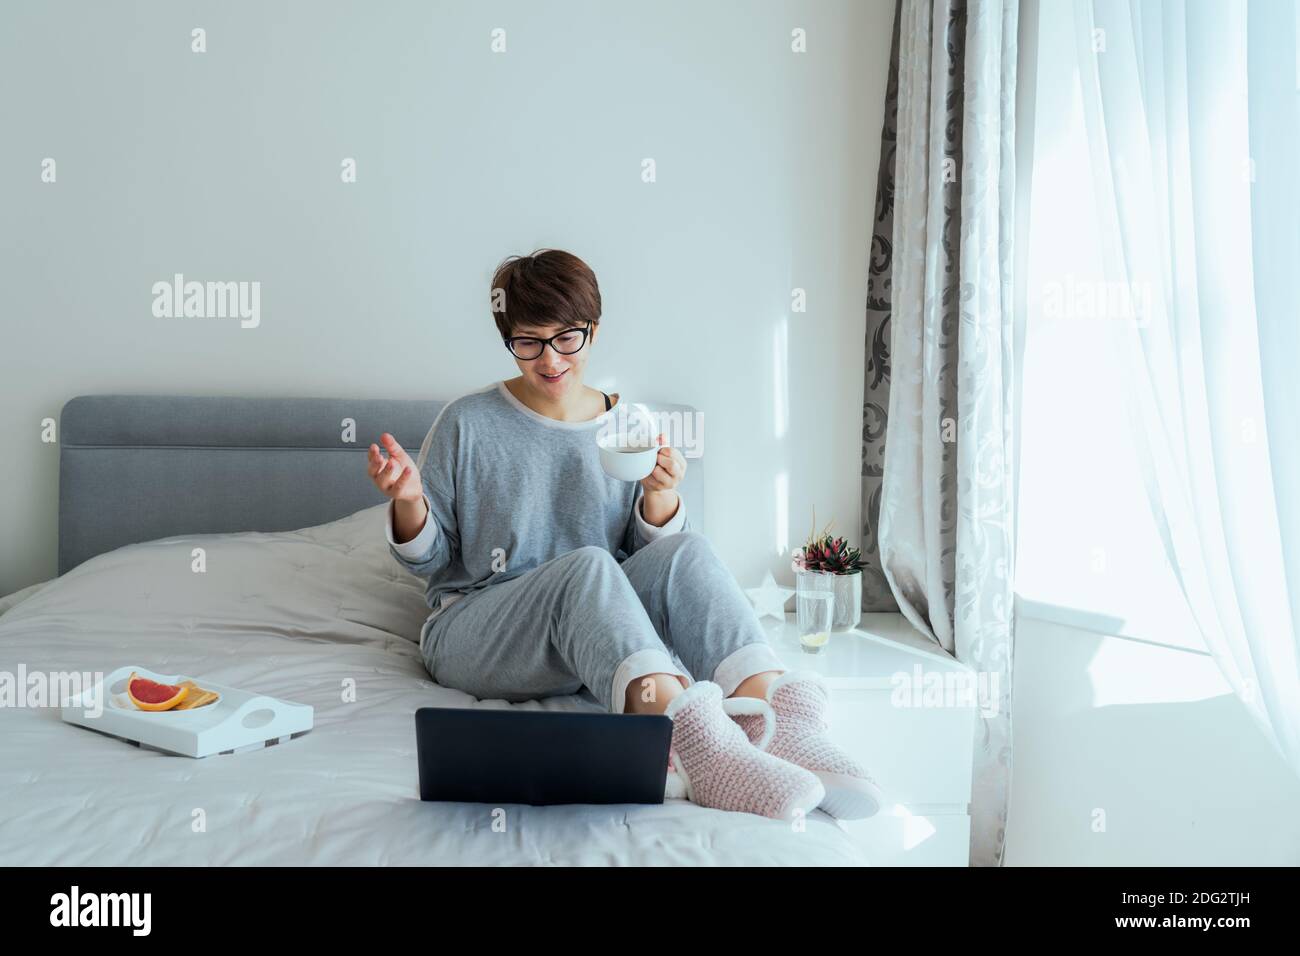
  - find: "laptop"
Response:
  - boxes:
[415,707,673,806]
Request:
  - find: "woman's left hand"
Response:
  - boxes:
[640,433,686,493]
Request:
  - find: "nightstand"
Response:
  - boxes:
[760,611,977,866]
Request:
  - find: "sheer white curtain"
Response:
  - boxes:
[1072,0,1300,770]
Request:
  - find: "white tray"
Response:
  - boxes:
[60,665,314,758]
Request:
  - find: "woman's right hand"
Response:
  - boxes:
[368,433,424,503]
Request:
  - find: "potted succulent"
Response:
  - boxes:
[791,513,864,631]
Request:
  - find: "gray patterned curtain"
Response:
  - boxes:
[860,0,902,613]
[861,0,1019,868]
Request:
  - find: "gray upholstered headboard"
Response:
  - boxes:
[57,393,704,575]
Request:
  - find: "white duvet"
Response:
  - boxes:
[0,506,864,866]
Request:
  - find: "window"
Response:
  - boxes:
[1015,2,1204,651]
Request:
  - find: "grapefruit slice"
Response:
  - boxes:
[127,672,189,712]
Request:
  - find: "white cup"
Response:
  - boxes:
[597,434,661,482]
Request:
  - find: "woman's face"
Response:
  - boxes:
[509,320,600,396]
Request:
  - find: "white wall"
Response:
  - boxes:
[1006,612,1300,865]
[0,0,896,594]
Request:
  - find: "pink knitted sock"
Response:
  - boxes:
[664,681,824,820]
[731,711,768,748]
[758,671,884,819]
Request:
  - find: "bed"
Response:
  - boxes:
[0,394,866,866]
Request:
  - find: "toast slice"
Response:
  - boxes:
[172,679,220,710]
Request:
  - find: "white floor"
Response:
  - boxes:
[1005,614,1300,865]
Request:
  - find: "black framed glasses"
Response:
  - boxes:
[503,321,592,360]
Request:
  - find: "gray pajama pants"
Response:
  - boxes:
[421,531,786,713]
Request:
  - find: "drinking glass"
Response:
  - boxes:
[795,570,835,653]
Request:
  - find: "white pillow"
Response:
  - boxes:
[0,505,431,647]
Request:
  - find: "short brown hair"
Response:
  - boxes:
[490,249,602,340]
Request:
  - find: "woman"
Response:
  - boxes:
[367,249,881,821]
